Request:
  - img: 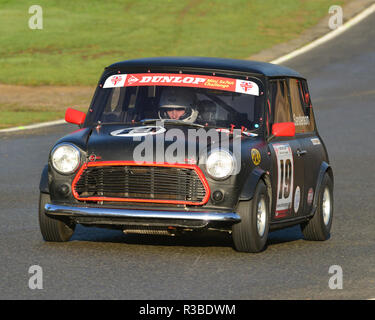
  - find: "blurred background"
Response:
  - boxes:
[0,0,349,128]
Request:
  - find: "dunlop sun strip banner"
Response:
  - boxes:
[103,73,259,96]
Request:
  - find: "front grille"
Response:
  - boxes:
[72,162,209,205]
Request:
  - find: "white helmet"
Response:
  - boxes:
[158,87,198,122]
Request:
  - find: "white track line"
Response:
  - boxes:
[0,119,65,133]
[271,3,375,64]
[2,3,375,133]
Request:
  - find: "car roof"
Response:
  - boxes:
[106,57,304,79]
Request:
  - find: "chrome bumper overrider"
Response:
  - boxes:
[44,204,241,227]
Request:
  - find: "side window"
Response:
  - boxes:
[268,79,292,128]
[301,80,316,132]
[289,79,316,133]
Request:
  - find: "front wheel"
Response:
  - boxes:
[38,193,76,242]
[232,181,270,253]
[300,173,333,241]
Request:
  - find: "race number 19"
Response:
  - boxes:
[272,144,294,215]
[278,158,292,199]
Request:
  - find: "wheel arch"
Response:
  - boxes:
[311,161,333,215]
[39,165,49,194]
[239,167,272,212]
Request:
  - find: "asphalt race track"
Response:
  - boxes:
[1,13,375,300]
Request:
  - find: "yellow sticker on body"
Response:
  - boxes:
[251,148,261,166]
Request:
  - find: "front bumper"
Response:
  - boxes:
[44,204,241,229]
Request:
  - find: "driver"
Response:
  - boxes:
[158,87,198,122]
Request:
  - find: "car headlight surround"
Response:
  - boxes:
[51,143,81,174]
[205,149,235,180]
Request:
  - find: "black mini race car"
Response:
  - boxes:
[39,57,334,253]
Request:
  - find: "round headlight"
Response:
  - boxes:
[51,143,80,174]
[206,150,235,179]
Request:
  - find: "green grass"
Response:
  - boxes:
[0,0,347,86]
[0,103,87,129]
[0,0,348,129]
[0,110,64,129]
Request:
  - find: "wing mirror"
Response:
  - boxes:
[272,122,295,137]
[65,108,86,126]
[268,122,295,141]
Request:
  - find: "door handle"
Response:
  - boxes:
[297,149,307,156]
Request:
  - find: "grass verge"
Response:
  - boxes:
[0,0,348,129]
[0,0,347,86]
[0,110,64,129]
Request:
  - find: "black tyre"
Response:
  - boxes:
[232,181,270,253]
[300,174,333,241]
[38,193,75,242]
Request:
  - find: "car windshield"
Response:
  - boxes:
[87,73,264,131]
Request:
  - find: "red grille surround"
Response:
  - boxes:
[72,161,210,205]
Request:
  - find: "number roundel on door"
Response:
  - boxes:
[272,143,294,218]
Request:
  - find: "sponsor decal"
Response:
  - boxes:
[88,154,102,162]
[111,75,122,86]
[272,143,294,218]
[239,81,253,92]
[103,73,259,96]
[251,148,261,166]
[293,114,310,126]
[311,138,321,145]
[105,74,127,87]
[127,74,140,85]
[307,187,314,205]
[294,186,301,213]
[236,80,259,95]
[110,126,166,137]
